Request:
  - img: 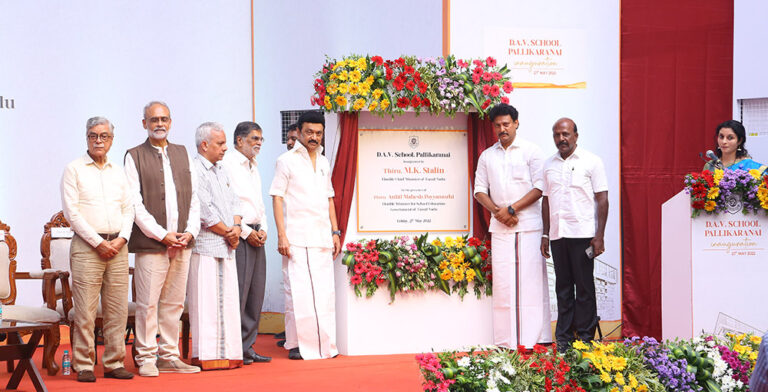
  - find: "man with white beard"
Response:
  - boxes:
[124,101,201,376]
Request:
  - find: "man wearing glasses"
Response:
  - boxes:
[61,117,135,382]
[221,121,272,364]
[124,101,201,376]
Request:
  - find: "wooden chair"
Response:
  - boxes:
[0,219,64,375]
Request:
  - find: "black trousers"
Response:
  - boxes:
[235,237,267,353]
[550,238,597,343]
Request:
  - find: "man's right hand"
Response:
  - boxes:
[95,240,119,260]
[540,237,551,258]
[277,234,291,257]
[161,232,183,247]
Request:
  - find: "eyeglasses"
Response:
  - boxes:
[250,136,265,142]
[87,133,113,141]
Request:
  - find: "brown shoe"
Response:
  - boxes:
[104,367,134,379]
[77,370,96,382]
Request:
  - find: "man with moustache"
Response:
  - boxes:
[474,103,552,349]
[61,116,134,382]
[125,101,201,376]
[187,122,244,369]
[540,118,608,352]
[221,122,271,364]
[270,111,341,360]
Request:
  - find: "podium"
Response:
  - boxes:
[661,191,767,339]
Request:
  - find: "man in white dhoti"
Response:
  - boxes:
[474,103,552,349]
[188,122,244,370]
[270,111,341,360]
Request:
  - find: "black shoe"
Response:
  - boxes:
[556,341,571,354]
[77,370,96,382]
[245,348,272,363]
[243,357,254,365]
[276,339,286,347]
[288,348,302,360]
[104,367,134,379]
[274,331,286,340]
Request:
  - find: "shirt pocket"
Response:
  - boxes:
[507,155,531,182]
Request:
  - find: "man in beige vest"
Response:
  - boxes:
[124,101,201,376]
[61,116,134,382]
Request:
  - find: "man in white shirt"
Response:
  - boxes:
[285,123,299,151]
[124,101,201,376]
[188,122,244,370]
[270,111,341,360]
[221,121,271,364]
[540,118,608,352]
[474,103,552,349]
[61,116,135,382]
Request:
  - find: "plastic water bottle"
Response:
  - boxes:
[0,302,3,324]
[62,350,71,375]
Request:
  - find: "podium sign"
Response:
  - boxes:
[661,191,767,340]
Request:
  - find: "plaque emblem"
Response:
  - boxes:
[408,135,419,149]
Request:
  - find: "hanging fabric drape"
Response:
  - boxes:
[330,112,359,245]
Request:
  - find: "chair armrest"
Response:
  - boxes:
[15,269,60,280]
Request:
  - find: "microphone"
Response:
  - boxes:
[704,150,723,169]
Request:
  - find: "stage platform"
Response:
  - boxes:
[0,328,423,392]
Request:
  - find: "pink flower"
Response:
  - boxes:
[486,56,497,67]
[457,59,469,68]
[482,72,492,81]
[472,74,481,84]
[492,72,502,81]
[503,81,514,93]
[482,84,491,95]
[473,59,484,67]
[350,275,362,285]
[490,85,500,97]
[501,96,510,104]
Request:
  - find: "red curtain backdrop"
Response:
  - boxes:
[468,113,498,240]
[620,1,733,338]
[331,112,359,245]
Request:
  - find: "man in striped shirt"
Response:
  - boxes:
[187,122,244,370]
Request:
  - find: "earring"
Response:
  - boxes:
[737,147,743,152]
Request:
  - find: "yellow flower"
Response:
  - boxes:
[372,88,384,100]
[749,169,762,180]
[573,340,589,350]
[610,388,619,392]
[713,169,724,185]
[330,73,338,81]
[455,237,465,247]
[356,57,367,70]
[352,98,365,111]
[629,374,638,388]
[349,83,360,95]
[445,237,455,247]
[614,372,625,385]
[600,372,612,383]
[334,96,347,107]
[637,386,648,392]
[368,101,378,111]
[338,83,349,94]
[623,386,632,392]
[613,356,627,371]
[452,269,465,281]
[365,75,374,84]
[440,269,452,280]
[750,352,758,361]
[704,200,717,212]
[324,95,331,106]
[733,343,747,354]
[324,101,332,110]
[381,98,390,110]
[439,261,449,270]
[751,335,763,344]
[338,70,348,81]
[707,187,719,199]
[466,269,476,282]
[431,238,443,247]
[326,83,338,95]
[350,69,362,83]
[359,82,371,94]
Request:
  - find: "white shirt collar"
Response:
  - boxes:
[231,147,258,167]
[554,145,580,161]
[293,141,324,156]
[197,153,218,170]
[82,152,112,168]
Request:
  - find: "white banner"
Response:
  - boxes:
[356,130,469,233]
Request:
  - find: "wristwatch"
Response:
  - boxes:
[507,206,516,215]
[332,230,342,236]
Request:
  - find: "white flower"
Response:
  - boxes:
[457,357,470,367]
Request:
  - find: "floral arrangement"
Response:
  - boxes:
[311,54,513,117]
[683,168,768,217]
[341,234,491,302]
[416,333,763,392]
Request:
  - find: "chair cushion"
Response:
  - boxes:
[0,241,10,300]
[4,304,61,323]
[57,301,137,320]
[49,238,72,295]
